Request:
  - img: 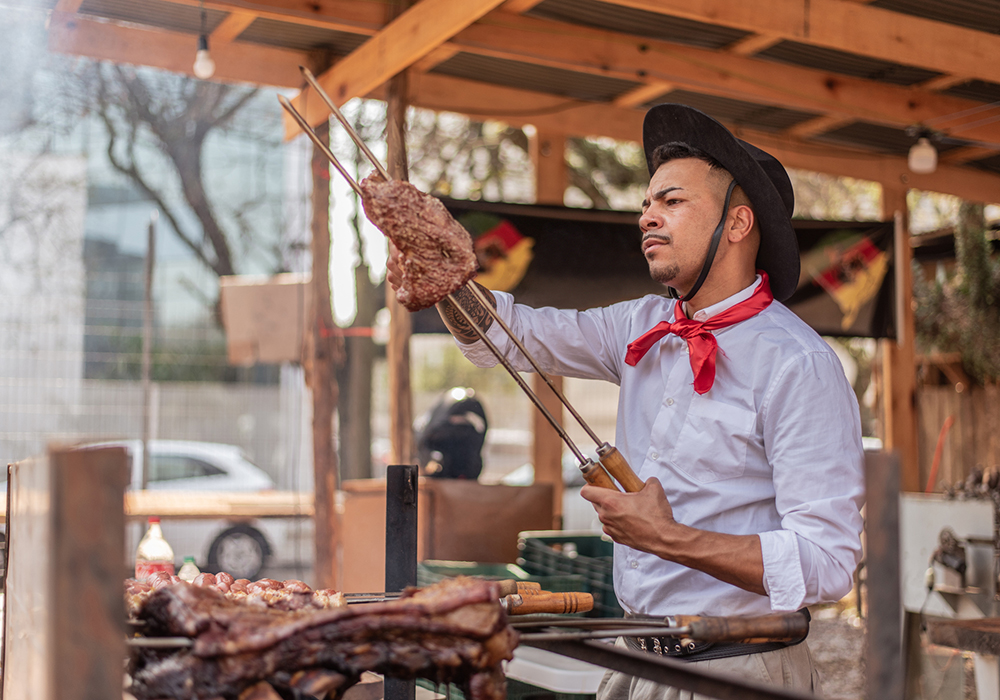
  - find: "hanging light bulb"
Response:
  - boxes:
[908,136,937,174]
[193,2,215,80]
[193,34,216,79]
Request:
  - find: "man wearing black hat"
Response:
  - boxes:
[387,104,864,696]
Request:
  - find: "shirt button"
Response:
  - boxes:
[630,561,638,569]
[666,398,674,406]
[650,452,659,460]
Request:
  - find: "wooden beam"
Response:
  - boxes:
[210,10,258,44]
[54,0,84,11]
[403,71,1000,203]
[47,12,306,87]
[151,0,383,36]
[613,81,675,108]
[881,187,920,492]
[939,145,1000,165]
[597,0,1000,85]
[920,74,971,92]
[287,0,507,134]
[450,13,1000,147]
[727,33,782,56]
[784,114,854,138]
[501,0,546,12]
[411,44,460,72]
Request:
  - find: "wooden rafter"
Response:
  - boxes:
[597,0,1000,85]
[921,74,972,92]
[613,81,675,108]
[500,0,546,12]
[401,71,1000,203]
[726,34,782,56]
[785,115,855,139]
[286,0,507,134]
[48,12,306,87]
[939,145,999,165]
[210,10,258,44]
[448,13,1000,146]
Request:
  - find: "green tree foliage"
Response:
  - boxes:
[913,202,1000,383]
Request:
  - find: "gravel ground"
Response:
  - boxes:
[807,605,867,699]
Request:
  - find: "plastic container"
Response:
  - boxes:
[135,517,175,581]
[417,559,586,594]
[516,531,622,618]
[506,646,605,698]
[177,556,200,582]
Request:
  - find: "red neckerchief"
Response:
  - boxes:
[624,272,774,394]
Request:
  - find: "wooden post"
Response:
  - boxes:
[532,130,567,528]
[310,121,343,589]
[385,0,414,467]
[881,184,920,492]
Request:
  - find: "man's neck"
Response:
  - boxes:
[678,269,757,316]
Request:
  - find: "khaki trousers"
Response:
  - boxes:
[597,638,821,700]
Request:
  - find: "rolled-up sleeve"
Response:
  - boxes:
[759,351,866,611]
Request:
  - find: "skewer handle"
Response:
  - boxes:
[495,580,542,597]
[597,444,645,493]
[675,612,810,643]
[580,459,620,491]
[504,592,594,615]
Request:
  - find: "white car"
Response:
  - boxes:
[115,440,312,581]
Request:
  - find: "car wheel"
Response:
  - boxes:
[207,525,270,580]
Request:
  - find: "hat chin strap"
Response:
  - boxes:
[668,179,738,303]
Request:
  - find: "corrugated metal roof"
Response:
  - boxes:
[649,90,819,132]
[871,0,1000,35]
[756,40,940,86]
[969,153,1000,176]
[80,0,226,35]
[526,0,750,50]
[431,53,641,103]
[816,121,968,155]
[238,18,369,54]
[943,80,1000,105]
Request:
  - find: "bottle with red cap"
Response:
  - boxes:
[135,516,175,581]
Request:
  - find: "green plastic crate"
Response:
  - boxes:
[417,560,586,594]
[516,531,622,618]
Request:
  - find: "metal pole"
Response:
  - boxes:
[385,464,418,700]
[140,211,157,490]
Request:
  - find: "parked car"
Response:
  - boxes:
[111,440,312,580]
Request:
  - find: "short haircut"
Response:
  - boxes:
[650,142,727,176]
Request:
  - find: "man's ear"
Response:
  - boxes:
[727,205,755,243]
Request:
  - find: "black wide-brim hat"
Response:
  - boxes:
[643,104,799,302]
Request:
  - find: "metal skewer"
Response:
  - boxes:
[279,78,633,491]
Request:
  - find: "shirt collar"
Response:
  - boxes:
[680,274,763,323]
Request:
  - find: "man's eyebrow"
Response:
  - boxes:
[641,186,683,209]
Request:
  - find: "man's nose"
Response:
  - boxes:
[639,210,660,230]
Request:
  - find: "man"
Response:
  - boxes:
[386,104,864,696]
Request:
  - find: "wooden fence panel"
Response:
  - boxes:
[917,384,1000,492]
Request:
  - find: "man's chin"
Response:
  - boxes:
[648,263,680,286]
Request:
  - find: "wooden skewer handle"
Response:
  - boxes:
[580,459,621,491]
[675,613,810,643]
[597,444,645,493]
[495,580,542,597]
[505,592,594,615]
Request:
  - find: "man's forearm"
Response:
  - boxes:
[655,526,766,596]
[435,283,497,344]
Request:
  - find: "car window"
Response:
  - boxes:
[149,455,226,482]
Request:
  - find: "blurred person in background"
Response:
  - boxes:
[415,387,488,480]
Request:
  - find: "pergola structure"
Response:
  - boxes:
[46,0,1000,513]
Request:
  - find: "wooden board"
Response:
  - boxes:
[3,445,130,700]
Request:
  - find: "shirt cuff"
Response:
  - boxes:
[759,530,805,611]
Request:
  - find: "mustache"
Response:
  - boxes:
[641,233,671,245]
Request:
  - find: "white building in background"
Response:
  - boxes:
[0,153,88,466]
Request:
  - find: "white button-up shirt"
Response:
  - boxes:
[458,278,865,616]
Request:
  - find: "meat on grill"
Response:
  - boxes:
[128,576,517,700]
[125,572,345,618]
[361,174,478,311]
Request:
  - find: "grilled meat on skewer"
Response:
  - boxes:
[127,576,516,700]
[360,174,478,311]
